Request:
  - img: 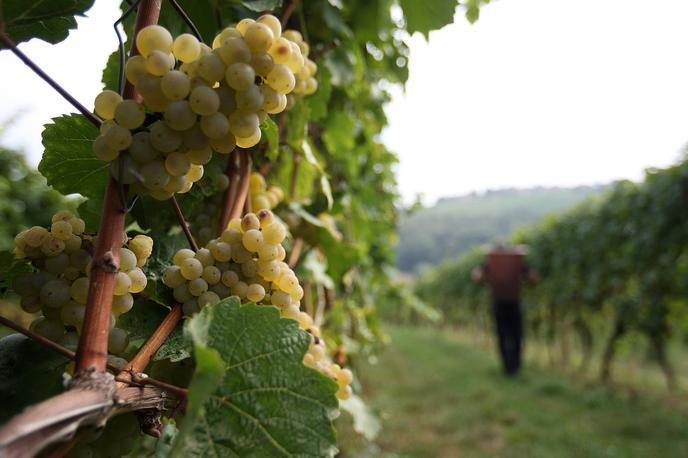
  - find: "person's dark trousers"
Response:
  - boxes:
[493,300,523,375]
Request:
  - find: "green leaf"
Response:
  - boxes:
[321,175,333,210]
[306,66,332,121]
[260,117,280,161]
[153,420,178,458]
[0,0,95,49]
[39,114,105,202]
[399,0,458,38]
[0,334,70,423]
[173,297,339,457]
[142,231,188,307]
[340,394,381,441]
[238,0,283,12]
[102,49,120,91]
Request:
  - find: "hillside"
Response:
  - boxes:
[397,186,604,272]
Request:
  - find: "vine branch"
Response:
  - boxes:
[170,196,199,251]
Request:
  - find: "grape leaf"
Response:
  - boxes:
[142,231,189,307]
[339,394,381,441]
[0,334,70,424]
[0,0,95,49]
[39,114,105,206]
[260,117,280,161]
[0,251,32,294]
[101,48,120,91]
[172,297,339,457]
[399,0,458,38]
[236,0,283,13]
[306,66,332,121]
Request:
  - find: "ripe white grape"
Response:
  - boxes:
[225,62,255,91]
[114,272,132,295]
[160,70,191,100]
[215,86,237,115]
[164,100,197,131]
[119,248,137,272]
[104,125,133,151]
[51,220,73,240]
[197,53,226,84]
[112,293,134,314]
[188,86,220,115]
[163,265,186,287]
[186,164,204,182]
[228,110,259,138]
[127,268,147,293]
[149,120,183,152]
[282,30,303,43]
[173,33,201,63]
[94,90,123,120]
[246,283,266,302]
[136,25,173,57]
[243,23,274,53]
[263,222,287,244]
[165,152,191,177]
[40,279,71,308]
[209,131,237,154]
[268,38,292,65]
[271,290,291,308]
[125,55,147,85]
[221,270,239,287]
[236,19,255,36]
[218,37,252,65]
[235,85,264,112]
[202,265,221,284]
[188,278,209,296]
[197,291,220,307]
[266,64,295,94]
[108,328,129,355]
[180,257,203,280]
[195,247,215,266]
[174,284,193,302]
[145,49,171,76]
[235,128,261,149]
[187,146,213,165]
[129,132,157,163]
[210,241,232,262]
[251,52,274,77]
[182,123,210,150]
[257,14,282,39]
[200,113,230,139]
[33,318,64,341]
[140,160,171,190]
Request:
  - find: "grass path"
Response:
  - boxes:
[337,326,688,458]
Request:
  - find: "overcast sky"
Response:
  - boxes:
[2,0,688,205]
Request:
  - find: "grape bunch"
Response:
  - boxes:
[249,171,284,211]
[11,211,153,356]
[163,209,352,399]
[91,14,318,201]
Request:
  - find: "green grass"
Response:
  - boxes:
[337,326,688,458]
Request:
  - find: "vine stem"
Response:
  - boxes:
[0,315,187,398]
[170,195,199,251]
[218,150,240,236]
[288,238,304,268]
[0,33,101,127]
[281,0,299,27]
[75,0,162,375]
[231,150,252,220]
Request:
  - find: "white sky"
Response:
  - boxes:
[2,0,688,206]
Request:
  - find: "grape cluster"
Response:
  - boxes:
[163,209,351,399]
[91,14,318,201]
[11,211,153,356]
[249,171,284,211]
[66,413,140,458]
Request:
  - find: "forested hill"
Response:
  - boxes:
[397,186,605,272]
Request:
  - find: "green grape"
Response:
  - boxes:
[243,22,274,53]
[114,271,132,296]
[209,241,232,262]
[282,30,303,43]
[221,270,239,287]
[278,273,300,294]
[256,208,274,226]
[258,260,280,281]
[112,293,134,314]
[173,248,195,265]
[304,77,318,95]
[70,249,92,271]
[135,74,168,112]
[257,14,282,39]
[25,226,49,247]
[298,41,310,57]
[231,281,248,298]
[231,243,252,263]
[94,90,123,120]
[60,332,80,349]
[182,123,210,150]
[242,229,263,252]
[44,253,70,274]
[235,85,264,112]
[119,248,137,272]
[164,100,197,131]
[266,64,295,94]
[136,25,173,57]
[32,318,64,342]
[165,151,191,177]
[257,243,279,261]
[263,222,286,244]
[163,265,186,288]
[20,295,42,313]
[140,160,171,190]
[251,52,274,77]
[202,265,221,284]
[246,283,265,302]
[225,62,255,91]
[200,112,230,139]
[197,53,226,84]
[188,278,208,296]
[173,284,193,302]
[142,49,171,76]
[241,213,260,232]
[260,85,282,113]
[108,328,129,355]
[216,27,242,47]
[236,18,255,36]
[173,33,201,63]
[129,132,157,162]
[241,259,258,278]
[189,86,220,116]
[268,37,292,65]
[180,258,203,280]
[215,86,237,115]
[235,128,261,149]
[271,290,291,308]
[195,247,214,266]
[160,70,191,100]
[186,164,204,182]
[104,125,133,151]
[51,220,73,240]
[127,268,147,293]
[287,41,305,73]
[149,120,182,152]
[114,100,145,130]
[209,131,237,154]
[41,236,65,257]
[92,135,119,162]
[187,146,213,165]
[216,173,230,190]
[40,279,71,308]
[228,110,259,138]
[183,299,200,316]
[125,55,147,85]
[197,291,220,308]
[210,282,230,298]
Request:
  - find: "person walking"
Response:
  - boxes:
[472,244,536,376]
